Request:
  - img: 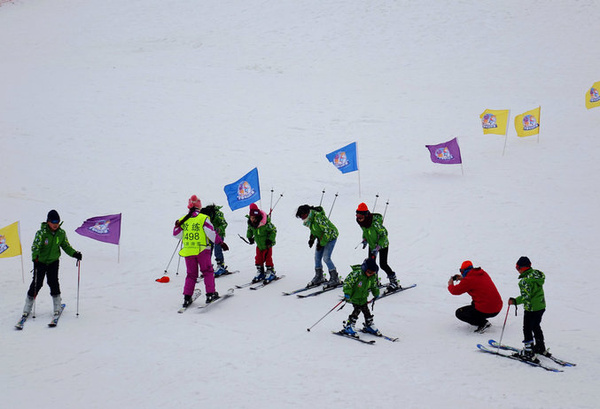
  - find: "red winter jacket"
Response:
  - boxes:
[448,267,503,314]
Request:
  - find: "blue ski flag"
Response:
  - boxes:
[326,142,359,174]
[224,168,261,211]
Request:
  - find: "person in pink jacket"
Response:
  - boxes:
[173,195,228,307]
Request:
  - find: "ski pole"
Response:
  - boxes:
[382,199,390,222]
[306,299,346,332]
[270,192,284,215]
[373,194,379,212]
[319,188,326,206]
[496,303,512,352]
[76,260,81,316]
[238,234,250,244]
[164,239,181,273]
[327,192,338,218]
[269,188,274,212]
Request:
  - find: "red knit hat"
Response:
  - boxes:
[188,195,202,209]
[249,203,261,217]
[460,260,473,271]
[356,202,369,215]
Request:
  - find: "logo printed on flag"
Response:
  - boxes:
[586,81,600,109]
[224,167,261,211]
[326,142,358,174]
[0,221,22,258]
[76,214,122,245]
[425,137,462,165]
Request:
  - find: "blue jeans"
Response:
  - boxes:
[211,243,225,265]
[315,238,336,271]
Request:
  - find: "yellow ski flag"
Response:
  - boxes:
[0,221,22,258]
[480,109,510,135]
[585,81,600,109]
[514,106,541,137]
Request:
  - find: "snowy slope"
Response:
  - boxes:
[1,1,599,408]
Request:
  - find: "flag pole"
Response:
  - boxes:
[537,106,541,144]
[20,254,25,283]
[356,141,362,198]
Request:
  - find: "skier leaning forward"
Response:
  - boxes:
[173,195,228,307]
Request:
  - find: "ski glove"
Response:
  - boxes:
[248,237,255,245]
[361,239,367,249]
[344,293,350,300]
[221,242,229,251]
[308,235,315,248]
[74,252,82,261]
[265,239,273,247]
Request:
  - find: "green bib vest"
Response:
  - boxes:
[178,213,209,257]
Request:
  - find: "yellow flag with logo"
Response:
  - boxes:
[514,106,541,137]
[585,81,600,109]
[0,221,22,258]
[480,109,510,135]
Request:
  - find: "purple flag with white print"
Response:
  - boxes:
[425,137,462,165]
[75,213,122,245]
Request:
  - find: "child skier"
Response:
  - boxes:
[508,256,548,361]
[173,195,228,307]
[246,203,277,283]
[295,204,341,289]
[355,202,401,292]
[340,258,381,337]
[21,210,82,319]
[201,204,229,276]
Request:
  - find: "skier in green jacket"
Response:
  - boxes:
[295,204,341,289]
[508,256,548,361]
[355,202,400,291]
[21,210,82,319]
[247,203,277,283]
[201,204,229,276]
[340,258,381,337]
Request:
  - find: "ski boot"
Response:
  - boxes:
[206,292,220,304]
[363,318,382,336]
[252,265,265,283]
[342,318,358,337]
[214,262,228,277]
[386,273,401,292]
[23,295,35,316]
[52,295,62,316]
[323,269,341,289]
[182,294,193,308]
[264,266,277,283]
[514,341,539,363]
[306,268,326,288]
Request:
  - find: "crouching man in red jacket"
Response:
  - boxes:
[448,260,503,333]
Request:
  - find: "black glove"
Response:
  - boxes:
[74,251,82,261]
[508,297,516,305]
[265,239,273,247]
[221,242,229,251]
[361,239,367,249]
[316,243,323,251]
[308,236,315,248]
[248,237,255,245]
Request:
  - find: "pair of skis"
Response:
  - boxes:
[477,339,576,372]
[178,288,235,313]
[235,274,286,290]
[332,328,399,344]
[15,304,66,330]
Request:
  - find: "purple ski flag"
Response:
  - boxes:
[75,213,122,245]
[425,137,462,165]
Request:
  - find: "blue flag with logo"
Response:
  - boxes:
[224,167,261,211]
[326,142,359,174]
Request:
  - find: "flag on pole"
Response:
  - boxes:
[0,221,22,258]
[585,81,600,109]
[224,167,261,211]
[480,109,510,135]
[514,106,541,137]
[425,137,462,165]
[326,142,359,174]
[75,213,122,245]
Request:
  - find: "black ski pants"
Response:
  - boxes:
[523,309,545,350]
[27,260,61,297]
[348,303,373,324]
[368,246,395,278]
[456,303,499,327]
